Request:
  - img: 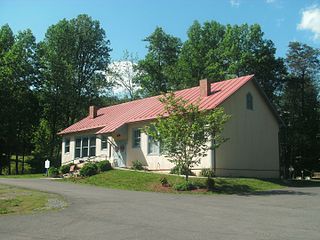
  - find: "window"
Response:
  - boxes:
[132,128,141,148]
[148,136,160,155]
[89,136,96,156]
[74,136,96,158]
[82,137,88,157]
[101,135,108,150]
[246,92,253,110]
[64,138,70,153]
[75,138,81,158]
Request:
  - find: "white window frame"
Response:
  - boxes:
[64,138,70,154]
[101,135,108,150]
[147,135,160,155]
[132,128,141,148]
[74,136,96,158]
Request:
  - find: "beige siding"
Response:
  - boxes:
[61,131,112,165]
[126,121,212,171]
[61,80,280,178]
[216,80,280,178]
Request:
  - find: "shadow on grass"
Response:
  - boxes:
[263,179,320,188]
[212,178,318,196]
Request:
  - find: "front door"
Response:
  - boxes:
[113,141,127,167]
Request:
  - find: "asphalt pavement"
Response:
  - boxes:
[0,178,319,240]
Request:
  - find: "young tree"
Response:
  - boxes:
[144,93,230,181]
[137,27,182,96]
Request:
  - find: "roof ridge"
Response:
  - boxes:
[59,74,255,135]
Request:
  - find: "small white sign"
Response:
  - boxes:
[45,160,50,169]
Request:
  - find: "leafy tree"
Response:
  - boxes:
[37,14,112,163]
[136,27,182,96]
[0,25,39,174]
[177,22,286,102]
[178,21,226,87]
[0,24,15,174]
[145,93,230,181]
[281,42,320,173]
[107,50,141,99]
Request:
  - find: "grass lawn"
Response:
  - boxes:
[0,173,45,179]
[0,184,66,215]
[62,169,286,194]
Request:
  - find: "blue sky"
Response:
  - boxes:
[1,0,320,60]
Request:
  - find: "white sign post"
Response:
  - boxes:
[45,159,50,177]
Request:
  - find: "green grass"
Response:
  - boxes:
[62,169,285,194]
[0,173,45,179]
[0,184,66,215]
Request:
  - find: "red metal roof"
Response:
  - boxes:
[58,75,254,135]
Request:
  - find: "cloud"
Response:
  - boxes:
[230,0,240,8]
[266,0,276,3]
[298,6,320,40]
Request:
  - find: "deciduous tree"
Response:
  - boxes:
[136,27,182,96]
[37,14,112,163]
[145,93,230,181]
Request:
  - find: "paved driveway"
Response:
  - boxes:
[0,178,319,240]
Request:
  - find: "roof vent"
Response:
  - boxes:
[89,105,98,119]
[199,79,210,97]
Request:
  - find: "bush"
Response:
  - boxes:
[206,178,215,190]
[173,181,196,191]
[132,160,144,170]
[60,164,71,174]
[97,160,112,172]
[170,165,195,176]
[48,167,59,178]
[159,177,169,186]
[200,168,215,178]
[80,163,98,177]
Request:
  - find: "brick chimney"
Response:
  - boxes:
[199,79,210,97]
[89,105,98,119]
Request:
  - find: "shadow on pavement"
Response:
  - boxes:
[242,189,315,196]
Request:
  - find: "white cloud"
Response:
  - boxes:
[266,0,276,3]
[298,6,320,40]
[230,0,240,8]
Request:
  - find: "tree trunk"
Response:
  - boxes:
[0,155,2,175]
[15,153,19,175]
[21,151,25,175]
[7,153,11,175]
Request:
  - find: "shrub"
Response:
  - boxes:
[97,160,112,172]
[48,167,59,178]
[173,182,196,191]
[60,164,71,174]
[170,165,195,176]
[80,163,98,177]
[200,168,215,178]
[206,178,215,190]
[132,160,144,170]
[159,177,169,186]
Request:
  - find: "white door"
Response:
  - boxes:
[113,141,127,167]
